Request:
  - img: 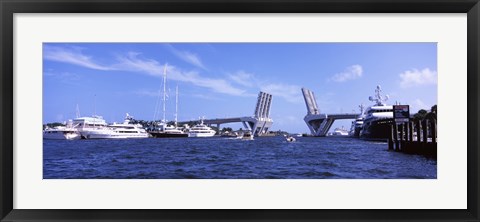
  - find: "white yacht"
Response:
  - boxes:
[349,104,365,137]
[43,120,81,140]
[108,113,149,139]
[72,115,111,139]
[188,119,216,137]
[331,126,349,136]
[73,114,148,139]
[360,85,395,140]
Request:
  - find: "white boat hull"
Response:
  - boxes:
[80,129,149,139]
[43,131,81,140]
[188,132,216,137]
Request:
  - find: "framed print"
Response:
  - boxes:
[1,0,479,221]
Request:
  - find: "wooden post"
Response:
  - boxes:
[422,119,429,143]
[404,122,409,142]
[388,124,394,150]
[431,119,436,143]
[408,121,414,142]
[416,120,422,142]
[393,124,399,151]
[399,123,404,151]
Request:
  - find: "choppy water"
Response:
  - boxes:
[43,136,437,179]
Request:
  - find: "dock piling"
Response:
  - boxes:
[388,119,436,159]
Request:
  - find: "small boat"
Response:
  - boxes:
[241,131,254,140]
[220,131,239,137]
[285,135,296,142]
[43,120,81,140]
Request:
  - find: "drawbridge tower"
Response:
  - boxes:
[302,88,359,136]
[240,92,273,136]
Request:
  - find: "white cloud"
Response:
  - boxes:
[44,71,81,81]
[228,71,256,87]
[116,53,248,96]
[330,65,363,82]
[166,44,206,69]
[44,45,113,71]
[412,99,430,112]
[191,94,223,101]
[260,83,302,104]
[44,46,305,103]
[399,68,437,88]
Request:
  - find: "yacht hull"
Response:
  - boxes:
[80,130,149,139]
[360,118,394,140]
[150,132,188,138]
[43,131,81,140]
[188,132,215,137]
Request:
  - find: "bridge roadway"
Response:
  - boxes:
[178,117,246,126]
[175,92,274,136]
[177,116,273,136]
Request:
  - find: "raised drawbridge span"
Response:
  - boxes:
[302,88,359,137]
[178,92,273,136]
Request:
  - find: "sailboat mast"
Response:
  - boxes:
[162,64,167,123]
[76,104,80,118]
[175,85,178,127]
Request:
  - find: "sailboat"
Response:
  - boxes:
[149,64,188,138]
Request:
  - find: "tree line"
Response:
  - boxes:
[412,104,437,121]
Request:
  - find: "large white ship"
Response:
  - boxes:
[359,85,395,140]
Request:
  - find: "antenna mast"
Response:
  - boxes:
[369,85,389,106]
[359,103,364,114]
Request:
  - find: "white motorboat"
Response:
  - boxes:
[108,113,149,139]
[241,131,254,140]
[285,135,296,142]
[43,120,81,140]
[188,119,216,137]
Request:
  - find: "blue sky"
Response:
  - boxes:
[43,43,437,133]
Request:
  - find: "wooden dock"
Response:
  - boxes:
[388,119,437,159]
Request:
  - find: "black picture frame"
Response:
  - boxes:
[1,0,479,221]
